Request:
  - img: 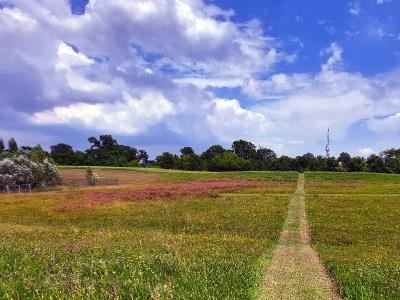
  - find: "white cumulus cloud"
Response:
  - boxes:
[359,147,376,157]
[32,92,175,135]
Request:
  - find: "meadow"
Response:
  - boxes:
[306,172,400,299]
[3,169,400,299]
[0,168,297,299]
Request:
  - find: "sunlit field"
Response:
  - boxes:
[0,169,296,299]
[306,172,400,299]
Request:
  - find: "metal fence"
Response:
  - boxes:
[3,184,32,194]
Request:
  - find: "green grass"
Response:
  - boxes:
[156,171,298,184]
[0,170,294,299]
[306,172,400,299]
[305,171,400,194]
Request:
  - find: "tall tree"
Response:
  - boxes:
[155,152,178,169]
[178,154,203,171]
[382,148,400,159]
[138,149,149,165]
[86,134,137,166]
[349,156,366,172]
[254,147,276,170]
[209,152,251,171]
[295,153,315,172]
[201,145,225,162]
[366,154,386,173]
[0,138,4,153]
[275,155,296,171]
[50,143,75,165]
[312,156,328,171]
[255,148,276,161]
[326,157,339,171]
[180,146,195,157]
[338,152,351,171]
[99,135,117,150]
[8,137,18,153]
[232,140,256,160]
[381,148,400,173]
[88,136,100,149]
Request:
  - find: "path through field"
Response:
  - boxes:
[258,174,341,300]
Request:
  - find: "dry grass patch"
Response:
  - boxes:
[61,168,160,187]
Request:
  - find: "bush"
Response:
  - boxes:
[0,152,62,190]
[127,160,140,167]
[86,167,100,186]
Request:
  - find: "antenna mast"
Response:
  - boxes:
[325,127,330,158]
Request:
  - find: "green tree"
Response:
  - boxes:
[50,143,75,165]
[73,151,91,166]
[178,154,203,171]
[155,152,179,169]
[275,155,296,171]
[138,149,149,165]
[209,152,251,171]
[382,148,400,159]
[8,137,18,153]
[88,136,100,149]
[180,146,195,157]
[312,156,328,171]
[99,134,117,150]
[366,154,386,173]
[326,157,339,171]
[232,140,256,160]
[0,138,4,153]
[381,148,400,173]
[338,152,351,171]
[31,145,50,163]
[201,145,225,162]
[295,153,315,172]
[254,147,276,170]
[86,135,137,166]
[349,156,366,172]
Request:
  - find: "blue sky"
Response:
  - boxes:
[214,0,400,75]
[1,0,400,158]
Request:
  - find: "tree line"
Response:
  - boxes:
[51,135,148,167]
[0,136,399,173]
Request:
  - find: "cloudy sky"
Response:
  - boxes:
[1,0,400,158]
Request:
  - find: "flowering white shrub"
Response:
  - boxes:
[0,174,14,186]
[0,158,17,175]
[86,168,100,186]
[0,158,32,186]
[0,153,62,190]
[41,159,62,186]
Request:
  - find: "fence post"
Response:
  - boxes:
[28,184,32,193]
[18,185,21,193]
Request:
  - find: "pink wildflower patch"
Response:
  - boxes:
[57,179,267,211]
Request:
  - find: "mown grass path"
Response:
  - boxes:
[257,174,341,300]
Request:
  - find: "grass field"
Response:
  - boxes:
[306,171,400,194]
[0,169,296,299]
[306,172,400,299]
[4,169,399,299]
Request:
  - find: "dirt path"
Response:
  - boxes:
[257,174,341,300]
